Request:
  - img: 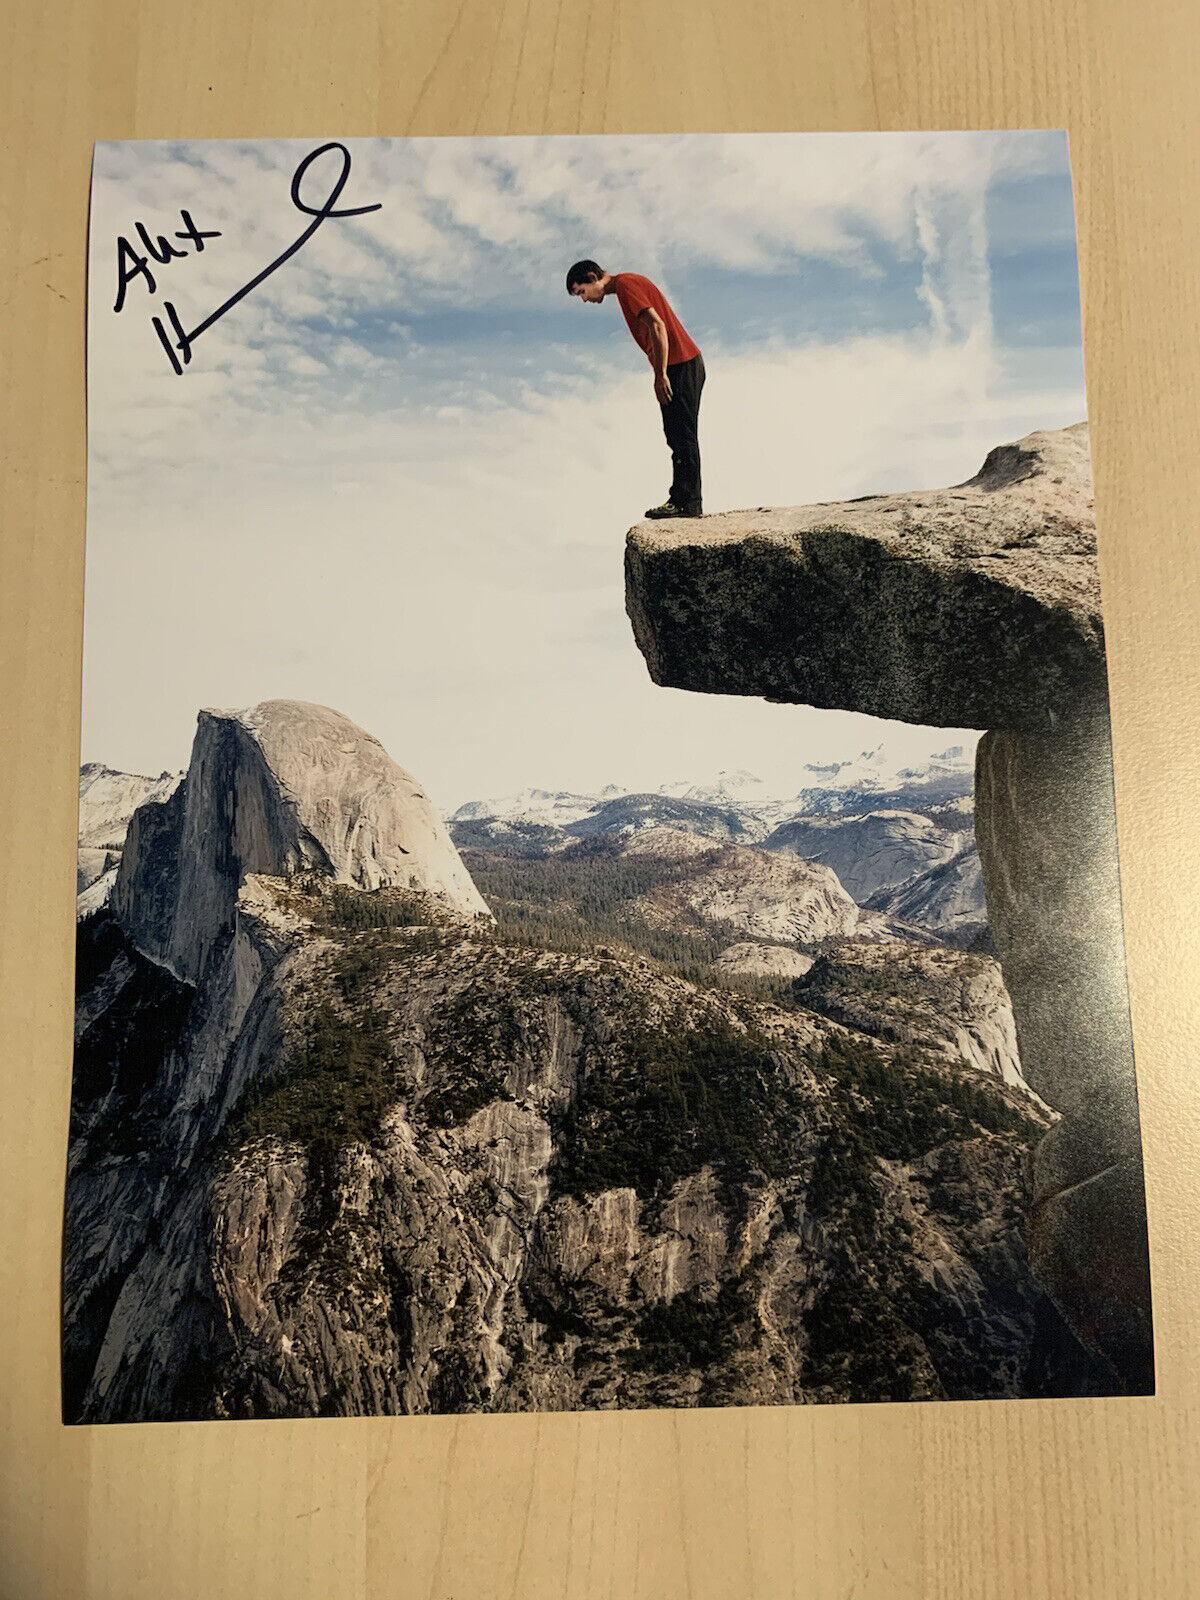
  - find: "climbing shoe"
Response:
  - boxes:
[644,500,700,518]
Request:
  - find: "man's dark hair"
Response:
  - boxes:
[566,258,604,293]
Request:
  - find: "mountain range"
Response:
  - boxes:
[448,744,974,834]
[444,748,984,949]
[79,744,985,949]
[64,702,1100,1422]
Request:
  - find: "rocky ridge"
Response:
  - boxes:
[615,826,862,946]
[794,938,1026,1095]
[66,704,1069,1419]
[77,762,181,918]
[713,943,815,980]
[69,871,1053,1420]
[865,846,989,950]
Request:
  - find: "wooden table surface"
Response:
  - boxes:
[2,1,1198,1595]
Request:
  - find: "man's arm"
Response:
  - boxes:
[638,307,673,402]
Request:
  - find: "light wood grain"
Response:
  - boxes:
[3,0,1198,1594]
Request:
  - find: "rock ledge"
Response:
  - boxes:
[626,422,1104,732]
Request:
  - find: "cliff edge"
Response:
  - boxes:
[627,422,1104,733]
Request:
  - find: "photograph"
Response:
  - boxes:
[66,130,1153,1422]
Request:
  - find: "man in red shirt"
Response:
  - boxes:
[567,260,705,518]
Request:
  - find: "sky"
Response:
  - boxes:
[84,132,1088,813]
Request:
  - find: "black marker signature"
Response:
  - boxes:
[113,212,223,312]
[113,142,383,375]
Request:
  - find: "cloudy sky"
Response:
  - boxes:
[84,132,1087,812]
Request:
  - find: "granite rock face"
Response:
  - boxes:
[626,423,1106,733]
[713,942,815,980]
[794,937,1026,1093]
[616,826,862,946]
[76,763,181,918]
[865,845,988,950]
[111,700,490,983]
[625,422,1153,1392]
[68,872,1053,1420]
[764,808,968,904]
[975,710,1151,1385]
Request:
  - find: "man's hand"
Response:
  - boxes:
[654,371,673,404]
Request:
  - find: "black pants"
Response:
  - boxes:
[660,351,705,513]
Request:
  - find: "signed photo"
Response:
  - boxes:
[68,132,1153,1422]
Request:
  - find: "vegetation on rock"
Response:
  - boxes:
[552,1006,812,1205]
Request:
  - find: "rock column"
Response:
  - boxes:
[976,705,1152,1390]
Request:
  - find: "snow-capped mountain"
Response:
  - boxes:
[448,743,976,839]
[449,785,624,828]
[655,768,772,808]
[796,743,968,793]
[446,746,983,941]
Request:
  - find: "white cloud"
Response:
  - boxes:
[88,130,1063,449]
[83,329,1084,809]
[83,131,1082,810]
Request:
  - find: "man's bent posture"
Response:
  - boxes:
[567,260,705,518]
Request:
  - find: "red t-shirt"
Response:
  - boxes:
[612,273,701,366]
